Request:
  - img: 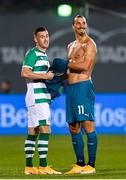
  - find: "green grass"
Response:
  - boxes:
[0,135,126,179]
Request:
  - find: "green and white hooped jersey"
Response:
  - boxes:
[23,47,51,107]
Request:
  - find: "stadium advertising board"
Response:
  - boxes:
[0,94,125,135]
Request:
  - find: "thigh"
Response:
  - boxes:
[73,81,95,122]
[27,103,51,128]
[81,120,95,133]
[68,122,81,134]
[35,103,51,126]
[27,107,38,128]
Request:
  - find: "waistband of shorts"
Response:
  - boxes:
[68,79,92,86]
[33,79,45,83]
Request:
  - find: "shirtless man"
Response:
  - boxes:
[65,15,97,174]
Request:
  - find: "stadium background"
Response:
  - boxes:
[0,0,126,178]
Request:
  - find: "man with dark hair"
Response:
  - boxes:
[21,27,61,175]
[0,80,11,94]
[34,27,47,35]
[65,15,97,174]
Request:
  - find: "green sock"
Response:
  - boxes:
[24,134,38,167]
[38,133,50,167]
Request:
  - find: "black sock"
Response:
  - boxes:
[77,160,85,167]
[87,162,95,168]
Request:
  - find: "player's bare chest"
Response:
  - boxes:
[68,42,86,59]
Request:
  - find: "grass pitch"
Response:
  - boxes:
[0,135,126,179]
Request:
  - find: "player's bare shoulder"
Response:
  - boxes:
[87,37,97,53]
[67,41,75,50]
[67,41,76,59]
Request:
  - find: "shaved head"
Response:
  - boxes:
[72,15,86,25]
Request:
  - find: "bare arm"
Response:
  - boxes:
[21,67,54,80]
[68,40,97,71]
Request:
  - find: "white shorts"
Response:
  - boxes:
[27,103,51,128]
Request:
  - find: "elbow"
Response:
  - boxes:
[21,69,27,78]
[21,71,24,77]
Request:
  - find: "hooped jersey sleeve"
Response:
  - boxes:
[23,50,37,69]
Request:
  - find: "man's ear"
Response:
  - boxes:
[72,25,74,31]
[34,35,37,43]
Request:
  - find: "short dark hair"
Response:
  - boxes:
[2,80,11,85]
[72,15,84,25]
[34,27,47,35]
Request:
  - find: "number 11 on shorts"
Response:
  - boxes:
[78,105,84,114]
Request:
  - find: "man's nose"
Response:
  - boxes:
[80,25,84,28]
[80,24,84,27]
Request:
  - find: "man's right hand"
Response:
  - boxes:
[45,71,54,80]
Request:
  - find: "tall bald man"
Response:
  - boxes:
[65,15,97,174]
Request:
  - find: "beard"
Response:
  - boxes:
[77,28,86,36]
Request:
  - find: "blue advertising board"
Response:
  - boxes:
[0,94,126,135]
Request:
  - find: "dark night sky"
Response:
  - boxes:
[0,0,126,13]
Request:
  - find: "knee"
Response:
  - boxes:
[69,123,81,134]
[28,127,38,135]
[39,125,51,134]
[82,121,95,133]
